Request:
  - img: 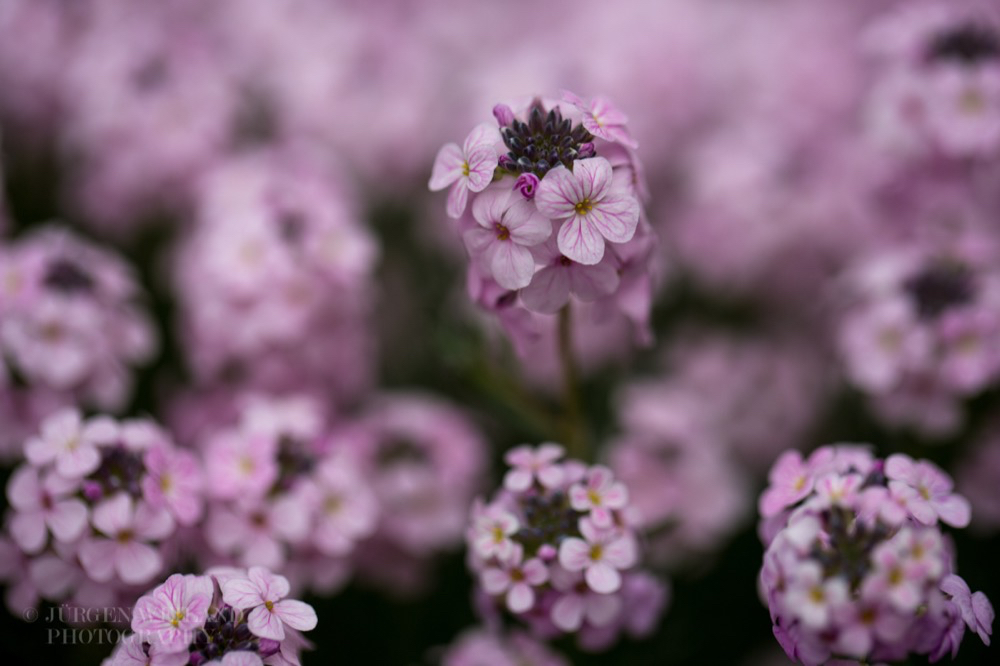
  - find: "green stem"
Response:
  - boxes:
[558,303,587,460]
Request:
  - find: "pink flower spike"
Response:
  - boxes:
[561,91,638,149]
[569,465,628,528]
[429,123,500,219]
[558,518,636,594]
[503,443,565,492]
[536,158,639,265]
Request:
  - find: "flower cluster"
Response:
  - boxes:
[431,92,658,363]
[0,226,156,411]
[105,566,316,666]
[865,3,1000,158]
[837,240,1000,435]
[466,443,665,650]
[758,444,993,664]
[1,408,202,612]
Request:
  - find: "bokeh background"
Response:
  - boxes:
[1,0,999,663]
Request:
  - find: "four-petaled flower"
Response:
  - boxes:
[569,465,628,528]
[470,502,520,560]
[558,517,637,594]
[6,466,88,553]
[79,492,174,585]
[131,573,212,653]
[503,443,566,492]
[535,157,639,265]
[561,90,639,148]
[221,566,318,640]
[480,543,548,613]
[429,123,500,219]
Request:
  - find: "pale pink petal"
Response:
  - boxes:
[248,604,285,640]
[569,485,591,511]
[935,494,971,528]
[446,180,470,219]
[463,122,500,154]
[6,466,40,511]
[535,166,582,219]
[471,185,509,229]
[503,467,533,493]
[588,193,639,243]
[536,464,564,488]
[603,536,637,569]
[481,568,510,595]
[46,499,88,542]
[10,511,47,553]
[590,507,613,528]
[573,158,613,203]
[586,593,623,626]
[509,208,552,246]
[490,242,535,290]
[465,146,497,192]
[507,583,535,613]
[250,566,290,602]
[429,143,463,191]
[273,599,317,631]
[522,559,549,586]
[78,539,117,582]
[557,216,605,265]
[567,261,619,301]
[24,435,56,467]
[222,576,265,609]
[135,502,175,541]
[520,265,570,314]
[220,652,264,666]
[116,541,162,584]
[972,592,994,645]
[92,493,134,537]
[551,593,584,631]
[586,562,622,594]
[603,483,628,508]
[56,444,101,478]
[558,537,591,571]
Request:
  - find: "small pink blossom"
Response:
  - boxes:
[558,518,636,594]
[568,465,628,528]
[24,408,105,478]
[535,157,639,265]
[783,561,849,630]
[132,573,212,652]
[309,455,378,556]
[480,544,548,614]
[561,91,638,149]
[519,237,620,314]
[141,445,203,526]
[503,443,565,492]
[220,566,317,641]
[550,567,622,632]
[6,465,87,553]
[758,450,817,518]
[463,183,551,290]
[470,503,520,561]
[78,493,173,585]
[885,453,971,527]
[429,123,499,219]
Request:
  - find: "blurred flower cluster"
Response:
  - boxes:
[0,0,998,664]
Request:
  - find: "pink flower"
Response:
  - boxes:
[78,493,173,585]
[535,157,639,265]
[561,91,638,149]
[220,566,317,640]
[480,544,548,614]
[132,573,212,652]
[141,445,203,526]
[6,465,87,553]
[503,443,565,492]
[783,561,849,630]
[758,450,819,518]
[204,430,278,500]
[568,465,628,528]
[558,518,636,594]
[463,183,550,290]
[470,503,520,561]
[24,408,105,478]
[550,567,623,632]
[429,123,499,219]
[519,237,620,314]
[885,453,971,527]
[309,455,378,556]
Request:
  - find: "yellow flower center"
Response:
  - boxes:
[462,161,471,177]
[574,199,593,215]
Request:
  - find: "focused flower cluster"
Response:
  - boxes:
[0,226,156,412]
[105,566,316,666]
[466,443,666,650]
[431,92,658,360]
[758,444,993,664]
[1,408,202,612]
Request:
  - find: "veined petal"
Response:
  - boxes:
[274,599,317,631]
[520,265,570,314]
[249,566,290,602]
[589,193,639,244]
[509,208,552,247]
[248,604,285,641]
[446,180,470,219]
[222,576,265,609]
[465,146,498,193]
[472,184,510,229]
[490,242,535,290]
[536,166,583,220]
[463,122,501,154]
[557,216,605,265]
[573,158,613,202]
[429,143,463,191]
